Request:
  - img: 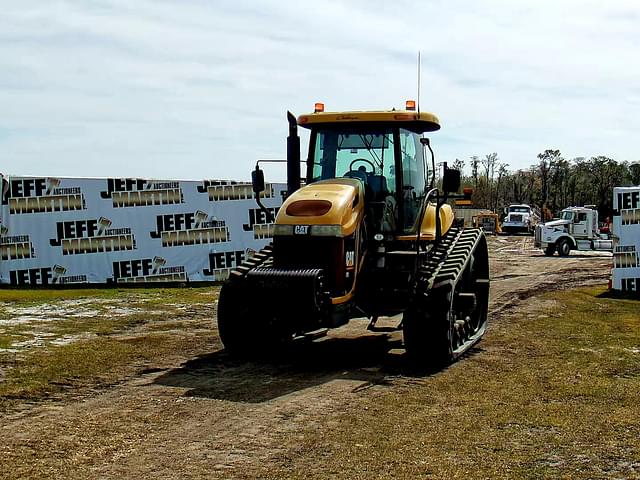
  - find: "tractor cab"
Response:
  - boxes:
[298,102,441,236]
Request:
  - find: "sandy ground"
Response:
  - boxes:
[0,235,613,479]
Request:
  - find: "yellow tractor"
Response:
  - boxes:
[217,102,489,365]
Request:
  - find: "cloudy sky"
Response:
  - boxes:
[2,0,639,181]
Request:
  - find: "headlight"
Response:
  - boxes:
[273,224,294,235]
[311,225,342,237]
[273,224,343,237]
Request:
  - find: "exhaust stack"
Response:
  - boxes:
[286,111,301,196]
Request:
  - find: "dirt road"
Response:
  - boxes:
[0,236,613,479]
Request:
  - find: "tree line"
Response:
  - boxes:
[452,150,640,219]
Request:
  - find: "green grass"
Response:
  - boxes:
[0,288,122,303]
[0,334,208,408]
[0,286,219,411]
[0,286,217,305]
[0,335,13,349]
[263,286,640,480]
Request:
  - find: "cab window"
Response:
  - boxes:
[399,129,426,232]
[311,128,396,198]
[575,212,588,223]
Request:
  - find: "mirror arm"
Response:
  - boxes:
[255,194,274,223]
[251,163,274,223]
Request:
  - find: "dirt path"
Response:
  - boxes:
[0,236,613,479]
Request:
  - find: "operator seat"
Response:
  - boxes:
[366,174,388,200]
[343,168,368,184]
[364,172,396,232]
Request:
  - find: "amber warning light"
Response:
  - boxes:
[405,100,416,111]
[314,102,325,113]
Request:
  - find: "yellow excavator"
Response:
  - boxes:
[217,101,489,365]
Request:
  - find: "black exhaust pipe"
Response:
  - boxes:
[286,111,301,196]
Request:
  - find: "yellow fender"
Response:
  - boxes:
[397,203,455,241]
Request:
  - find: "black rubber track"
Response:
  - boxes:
[216,243,274,355]
[403,227,490,367]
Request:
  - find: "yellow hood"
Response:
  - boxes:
[275,179,364,236]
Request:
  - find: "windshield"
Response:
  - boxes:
[309,128,428,234]
[509,206,530,213]
[561,210,573,221]
[310,129,395,190]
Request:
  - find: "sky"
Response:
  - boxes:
[2,0,639,181]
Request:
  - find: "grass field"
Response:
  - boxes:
[0,285,638,479]
[269,286,640,479]
[0,287,217,412]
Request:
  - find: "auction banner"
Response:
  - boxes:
[612,186,640,295]
[0,174,285,285]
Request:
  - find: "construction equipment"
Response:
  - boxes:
[535,205,613,256]
[473,211,502,234]
[217,101,490,366]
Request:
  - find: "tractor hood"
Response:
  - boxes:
[274,178,365,237]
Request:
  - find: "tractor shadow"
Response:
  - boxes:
[153,327,485,403]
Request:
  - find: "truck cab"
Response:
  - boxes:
[560,208,594,238]
[535,206,612,256]
[501,204,538,234]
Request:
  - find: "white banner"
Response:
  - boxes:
[0,175,285,285]
[612,186,640,294]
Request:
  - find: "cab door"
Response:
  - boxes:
[572,212,589,237]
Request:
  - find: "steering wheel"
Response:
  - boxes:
[349,158,376,174]
[343,158,375,184]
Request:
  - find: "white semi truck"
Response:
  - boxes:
[502,204,540,234]
[534,206,613,256]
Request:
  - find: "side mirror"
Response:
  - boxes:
[251,166,265,194]
[443,167,461,193]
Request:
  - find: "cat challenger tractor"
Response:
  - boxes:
[217,101,490,365]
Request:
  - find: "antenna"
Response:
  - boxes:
[417,50,421,114]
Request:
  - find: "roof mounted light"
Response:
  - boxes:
[314,102,325,113]
[405,100,416,111]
